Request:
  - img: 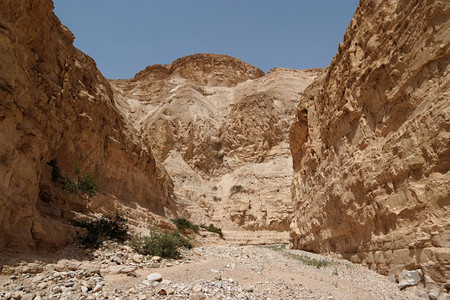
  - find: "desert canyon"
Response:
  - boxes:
[0,0,449,299]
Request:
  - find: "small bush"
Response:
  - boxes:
[213,196,221,201]
[64,172,97,198]
[129,231,192,259]
[230,185,243,194]
[65,181,78,194]
[47,159,61,182]
[72,214,128,248]
[201,224,223,238]
[77,173,97,197]
[212,186,218,191]
[171,218,199,233]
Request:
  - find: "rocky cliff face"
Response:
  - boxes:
[112,56,320,235]
[290,0,449,289]
[0,1,175,251]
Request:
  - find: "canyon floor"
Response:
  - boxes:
[0,234,420,300]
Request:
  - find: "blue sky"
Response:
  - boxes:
[53,0,359,79]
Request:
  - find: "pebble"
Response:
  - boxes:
[11,291,22,299]
[92,283,102,293]
[146,273,162,282]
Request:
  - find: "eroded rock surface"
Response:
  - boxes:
[0,1,175,251]
[112,57,320,234]
[290,0,449,289]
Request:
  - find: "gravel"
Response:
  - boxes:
[0,242,426,299]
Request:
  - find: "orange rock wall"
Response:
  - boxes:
[290,0,449,287]
[0,1,174,251]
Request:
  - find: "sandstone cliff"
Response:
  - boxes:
[0,1,175,251]
[290,0,449,290]
[112,56,320,236]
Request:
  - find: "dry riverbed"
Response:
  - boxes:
[0,242,419,300]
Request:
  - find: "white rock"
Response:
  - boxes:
[92,283,102,293]
[147,273,163,282]
[193,284,202,293]
[398,269,423,289]
[142,280,151,287]
[161,279,172,285]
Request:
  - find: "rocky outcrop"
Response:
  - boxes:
[0,1,174,251]
[290,0,449,290]
[134,54,265,87]
[112,58,320,233]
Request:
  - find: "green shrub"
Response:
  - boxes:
[72,214,128,248]
[47,159,61,182]
[77,173,97,197]
[65,181,78,194]
[212,186,218,191]
[64,172,97,198]
[171,218,199,233]
[213,196,221,201]
[201,224,223,238]
[263,244,330,269]
[129,231,192,259]
[230,185,243,194]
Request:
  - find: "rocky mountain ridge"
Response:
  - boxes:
[112,56,320,233]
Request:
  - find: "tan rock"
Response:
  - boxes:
[0,0,175,251]
[108,265,136,274]
[111,58,320,234]
[289,0,449,289]
[151,256,162,262]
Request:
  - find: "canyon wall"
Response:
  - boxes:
[290,0,449,288]
[0,0,175,251]
[112,55,320,235]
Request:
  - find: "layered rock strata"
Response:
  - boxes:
[0,0,174,251]
[290,0,449,290]
[112,56,320,233]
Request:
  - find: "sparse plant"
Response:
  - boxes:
[77,173,97,197]
[65,180,78,194]
[171,218,199,233]
[212,186,218,191]
[71,214,128,248]
[262,244,287,251]
[230,185,244,194]
[213,196,221,201]
[129,231,192,259]
[263,244,330,269]
[284,252,330,268]
[201,223,223,238]
[64,164,97,197]
[74,162,81,175]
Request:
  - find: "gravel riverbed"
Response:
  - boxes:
[0,242,420,299]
